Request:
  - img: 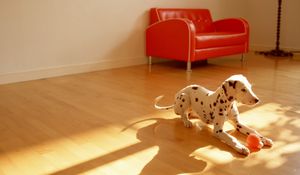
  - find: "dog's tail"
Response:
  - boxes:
[154,95,174,110]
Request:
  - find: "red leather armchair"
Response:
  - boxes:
[146,8,249,71]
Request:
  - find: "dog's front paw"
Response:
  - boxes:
[261,137,273,147]
[183,120,193,128]
[236,145,250,156]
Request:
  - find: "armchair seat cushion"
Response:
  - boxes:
[195,32,247,49]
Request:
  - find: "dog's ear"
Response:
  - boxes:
[228,81,238,89]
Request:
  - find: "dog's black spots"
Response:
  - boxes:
[182,99,185,102]
[247,132,250,135]
[219,109,223,112]
[219,113,223,116]
[222,85,228,96]
[236,128,240,131]
[233,81,237,88]
[206,120,210,124]
[237,124,242,128]
[241,88,246,92]
[210,104,212,108]
[195,98,198,102]
[188,113,191,117]
[203,110,205,113]
[216,123,219,125]
[228,96,234,101]
[201,101,203,105]
[213,102,216,107]
[220,99,224,104]
[217,94,220,99]
[216,129,223,134]
[211,116,215,120]
[192,86,198,90]
[229,81,238,89]
[180,104,183,108]
[206,93,209,96]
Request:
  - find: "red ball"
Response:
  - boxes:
[247,133,263,149]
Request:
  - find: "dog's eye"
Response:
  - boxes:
[241,88,247,92]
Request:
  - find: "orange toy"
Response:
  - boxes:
[247,133,263,149]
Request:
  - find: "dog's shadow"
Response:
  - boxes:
[135,117,245,175]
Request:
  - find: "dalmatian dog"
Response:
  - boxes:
[154,74,273,155]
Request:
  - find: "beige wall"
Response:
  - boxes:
[0,0,246,84]
[246,0,300,50]
[1,0,298,84]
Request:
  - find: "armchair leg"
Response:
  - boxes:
[241,54,244,61]
[187,61,192,72]
[148,56,152,65]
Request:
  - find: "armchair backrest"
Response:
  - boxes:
[150,8,215,33]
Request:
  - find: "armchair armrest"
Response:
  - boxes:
[146,19,196,62]
[213,18,249,33]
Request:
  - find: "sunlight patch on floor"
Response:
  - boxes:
[239,103,287,129]
[83,145,159,175]
[243,141,300,170]
[191,146,234,164]
[265,142,300,169]
[1,124,145,175]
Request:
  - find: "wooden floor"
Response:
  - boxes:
[0,53,300,175]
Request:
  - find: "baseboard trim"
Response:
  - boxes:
[0,57,147,85]
[250,45,300,52]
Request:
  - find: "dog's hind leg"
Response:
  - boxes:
[181,111,193,128]
[174,92,192,128]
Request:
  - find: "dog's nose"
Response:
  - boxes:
[254,98,259,103]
